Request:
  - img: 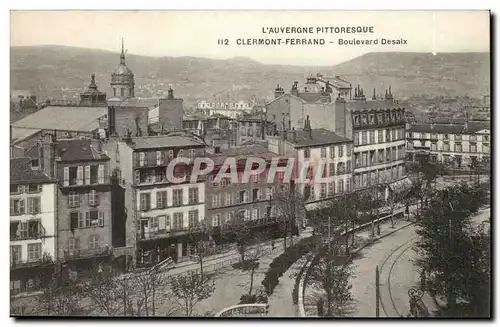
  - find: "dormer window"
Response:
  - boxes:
[354,115,360,125]
[30,159,39,170]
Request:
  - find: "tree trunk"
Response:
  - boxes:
[199,255,204,277]
[249,266,255,297]
[238,245,245,265]
[351,221,355,246]
[344,221,350,255]
[390,209,395,228]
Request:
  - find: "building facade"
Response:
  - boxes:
[197,100,251,118]
[348,87,409,198]
[10,157,57,294]
[406,121,491,168]
[36,135,114,274]
[105,134,208,266]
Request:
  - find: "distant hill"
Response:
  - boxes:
[10,46,490,109]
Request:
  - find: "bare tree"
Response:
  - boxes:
[169,271,216,317]
[34,265,85,316]
[221,218,254,265]
[384,182,407,228]
[309,243,354,317]
[132,267,167,316]
[187,219,214,277]
[271,182,306,249]
[244,235,267,298]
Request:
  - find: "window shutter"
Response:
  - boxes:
[158,216,166,230]
[78,212,83,228]
[85,166,91,185]
[70,213,77,230]
[98,211,104,227]
[85,212,90,227]
[166,215,171,230]
[156,151,161,165]
[75,238,80,250]
[63,167,69,186]
[77,166,83,185]
[98,165,104,184]
[19,200,25,214]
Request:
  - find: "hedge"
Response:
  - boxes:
[261,235,319,296]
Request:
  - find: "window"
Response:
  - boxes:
[337,162,345,175]
[266,187,274,200]
[140,193,151,211]
[321,148,327,158]
[470,142,477,153]
[443,142,450,152]
[189,210,199,227]
[252,174,260,183]
[77,166,83,185]
[98,164,105,184]
[378,130,384,143]
[27,243,41,262]
[354,132,359,146]
[168,150,174,160]
[10,245,21,266]
[338,146,344,157]
[483,143,489,153]
[188,188,198,205]
[212,214,221,227]
[303,149,310,159]
[329,162,335,176]
[89,235,99,249]
[330,146,335,159]
[173,189,183,206]
[431,142,437,151]
[369,130,375,144]
[85,166,91,185]
[378,149,385,163]
[157,191,167,209]
[346,178,352,192]
[178,150,184,158]
[88,190,98,206]
[68,192,80,208]
[386,129,391,142]
[26,197,40,214]
[346,160,352,173]
[361,132,367,145]
[225,192,232,206]
[455,143,462,152]
[244,209,250,221]
[328,182,335,196]
[156,151,163,165]
[98,211,104,227]
[68,238,80,253]
[252,208,260,220]
[444,134,449,140]
[362,152,368,167]
[455,134,462,141]
[252,188,260,202]
[320,184,327,198]
[303,186,311,200]
[173,213,184,230]
[189,149,196,159]
[470,135,477,142]
[346,144,352,157]
[239,190,248,203]
[212,194,220,208]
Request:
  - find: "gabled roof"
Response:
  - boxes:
[10,157,54,184]
[11,106,107,132]
[265,92,306,107]
[55,139,109,162]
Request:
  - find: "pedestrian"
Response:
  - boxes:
[271,239,275,251]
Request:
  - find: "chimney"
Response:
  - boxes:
[108,106,116,137]
[372,88,376,100]
[304,115,312,139]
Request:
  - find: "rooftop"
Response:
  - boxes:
[55,139,109,162]
[11,105,107,132]
[407,122,490,135]
[108,97,159,108]
[211,151,284,167]
[290,128,351,148]
[10,157,53,184]
[127,134,206,150]
[345,99,406,111]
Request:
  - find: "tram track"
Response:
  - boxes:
[378,236,417,317]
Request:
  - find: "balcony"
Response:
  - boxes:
[63,246,112,260]
[61,178,110,189]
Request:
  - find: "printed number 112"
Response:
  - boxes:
[218,39,229,45]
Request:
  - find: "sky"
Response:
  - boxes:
[10,10,490,66]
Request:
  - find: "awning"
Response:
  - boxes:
[389,177,413,192]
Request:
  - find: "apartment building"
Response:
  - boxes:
[205,151,290,242]
[406,121,490,168]
[197,99,251,118]
[10,157,57,294]
[106,134,208,266]
[236,112,268,146]
[33,134,114,275]
[268,118,354,222]
[349,87,409,197]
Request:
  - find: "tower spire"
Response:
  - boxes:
[120,38,125,65]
